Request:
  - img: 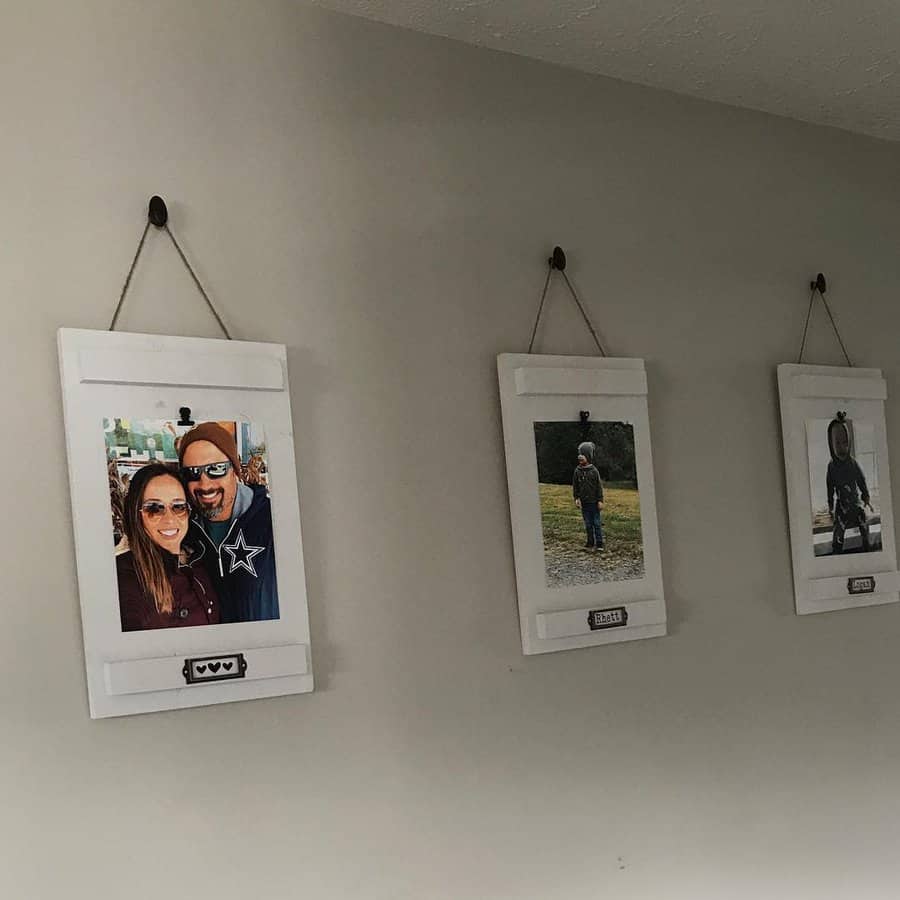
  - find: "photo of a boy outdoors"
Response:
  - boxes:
[573,441,604,551]
[534,421,644,587]
[806,414,882,557]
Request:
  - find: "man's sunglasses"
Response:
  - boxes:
[140,501,190,519]
[182,461,234,482]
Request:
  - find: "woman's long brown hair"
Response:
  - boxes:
[122,463,185,616]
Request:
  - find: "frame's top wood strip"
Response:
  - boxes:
[790,373,886,401]
[77,349,285,391]
[514,367,647,397]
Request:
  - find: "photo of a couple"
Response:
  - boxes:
[105,418,278,631]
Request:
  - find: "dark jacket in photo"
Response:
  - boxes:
[117,541,220,632]
[188,483,279,624]
[573,464,604,504]
[827,456,870,523]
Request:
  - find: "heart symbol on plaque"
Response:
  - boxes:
[223,661,233,671]
[209,662,221,673]
[197,664,207,674]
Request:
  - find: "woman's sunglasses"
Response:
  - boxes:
[140,501,190,519]
[182,461,233,482]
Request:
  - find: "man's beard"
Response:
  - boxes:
[193,488,226,520]
[197,501,225,520]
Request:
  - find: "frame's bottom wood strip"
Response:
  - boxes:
[535,599,664,640]
[104,643,308,696]
[806,570,900,604]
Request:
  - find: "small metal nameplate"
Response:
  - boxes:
[587,607,628,631]
[847,576,876,596]
[182,653,247,685]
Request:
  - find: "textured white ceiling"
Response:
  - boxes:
[311,0,900,142]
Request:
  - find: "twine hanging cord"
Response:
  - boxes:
[528,258,606,356]
[108,220,232,340]
[796,278,851,366]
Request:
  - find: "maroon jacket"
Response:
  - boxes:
[117,543,220,632]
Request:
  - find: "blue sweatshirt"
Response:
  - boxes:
[188,483,280,623]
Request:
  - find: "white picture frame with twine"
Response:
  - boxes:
[58,328,313,717]
[498,353,666,655]
[778,363,899,615]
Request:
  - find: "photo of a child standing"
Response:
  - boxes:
[573,441,604,551]
[807,414,882,557]
[534,420,643,587]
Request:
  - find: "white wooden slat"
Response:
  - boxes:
[807,570,900,603]
[514,367,647,397]
[792,374,886,400]
[78,349,285,391]
[535,600,662,640]
[105,643,308,696]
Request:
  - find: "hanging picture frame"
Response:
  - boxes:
[58,328,313,717]
[498,353,666,654]
[778,363,899,614]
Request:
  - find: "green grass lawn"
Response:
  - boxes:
[539,482,643,573]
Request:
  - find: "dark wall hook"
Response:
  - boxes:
[549,246,567,271]
[810,272,827,293]
[177,407,194,426]
[148,195,168,227]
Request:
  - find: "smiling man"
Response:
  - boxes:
[178,422,279,623]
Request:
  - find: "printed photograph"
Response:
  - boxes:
[533,421,644,587]
[105,417,279,631]
[806,414,881,557]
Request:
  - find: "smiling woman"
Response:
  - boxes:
[115,463,221,631]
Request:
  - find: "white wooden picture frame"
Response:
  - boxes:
[58,328,313,717]
[498,354,666,654]
[778,363,899,614]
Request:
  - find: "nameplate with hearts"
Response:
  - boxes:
[182,653,248,685]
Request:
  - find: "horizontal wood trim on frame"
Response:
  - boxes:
[78,349,285,391]
[514,367,647,397]
[535,599,663,640]
[806,570,900,603]
[791,374,887,400]
[104,643,308,696]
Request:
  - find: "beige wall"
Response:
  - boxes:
[3,2,900,897]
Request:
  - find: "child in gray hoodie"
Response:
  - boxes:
[573,441,604,550]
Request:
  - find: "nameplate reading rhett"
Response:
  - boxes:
[587,607,628,631]
[182,653,248,685]
[847,576,876,596]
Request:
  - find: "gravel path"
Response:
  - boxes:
[544,545,644,588]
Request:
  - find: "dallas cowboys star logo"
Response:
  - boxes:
[223,530,264,577]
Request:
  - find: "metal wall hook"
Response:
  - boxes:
[177,407,194,426]
[148,195,168,227]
